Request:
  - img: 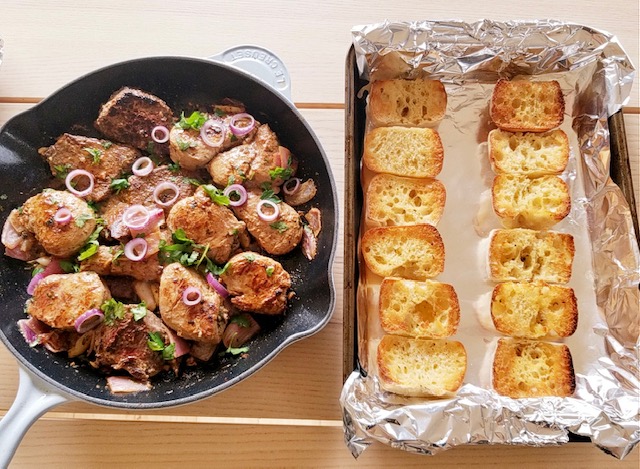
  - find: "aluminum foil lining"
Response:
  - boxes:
[342,19,639,460]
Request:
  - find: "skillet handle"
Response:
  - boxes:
[0,365,69,468]
[208,45,292,102]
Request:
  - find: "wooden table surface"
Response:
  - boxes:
[0,2,638,467]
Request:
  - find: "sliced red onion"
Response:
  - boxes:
[74,308,105,333]
[256,200,280,222]
[107,375,151,394]
[42,257,65,276]
[167,327,191,358]
[18,319,39,346]
[132,157,154,177]
[229,113,255,136]
[129,207,164,238]
[182,287,202,306]
[151,125,170,144]
[122,205,150,231]
[206,272,229,298]
[153,182,180,207]
[53,207,72,225]
[1,216,22,249]
[282,178,301,195]
[124,238,148,261]
[65,169,94,197]
[27,272,45,295]
[200,120,226,147]
[223,184,248,207]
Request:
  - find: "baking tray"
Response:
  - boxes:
[342,43,639,393]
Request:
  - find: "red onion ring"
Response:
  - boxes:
[151,125,170,143]
[74,308,105,333]
[206,272,229,298]
[122,205,150,231]
[27,272,45,295]
[153,182,180,207]
[282,178,301,195]
[65,169,94,197]
[132,157,154,177]
[182,287,202,306]
[256,200,280,222]
[223,184,248,207]
[124,237,148,261]
[18,319,39,346]
[200,120,226,147]
[229,113,255,136]
[54,207,72,225]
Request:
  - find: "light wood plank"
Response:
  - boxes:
[0,1,638,106]
[9,419,639,468]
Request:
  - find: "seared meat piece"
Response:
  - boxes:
[284,179,317,207]
[220,252,291,315]
[159,263,230,344]
[80,245,163,281]
[91,308,170,380]
[95,87,174,155]
[231,190,303,256]
[103,276,138,302]
[2,209,45,261]
[21,189,97,258]
[167,186,247,264]
[133,281,160,311]
[27,271,111,330]
[99,166,196,239]
[38,134,140,202]
[304,208,322,237]
[207,124,294,189]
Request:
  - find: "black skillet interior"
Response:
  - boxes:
[0,56,338,408]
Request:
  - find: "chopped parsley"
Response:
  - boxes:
[158,229,228,275]
[53,163,72,179]
[269,166,293,181]
[74,213,93,228]
[86,200,99,213]
[147,332,175,360]
[109,178,130,194]
[59,260,79,273]
[219,344,249,356]
[260,188,281,204]
[84,147,102,164]
[269,221,288,233]
[77,225,103,261]
[201,185,230,206]
[231,314,251,328]
[244,253,256,263]
[176,138,195,151]
[131,302,147,321]
[101,140,113,149]
[176,111,207,130]
[101,298,126,326]
[168,162,181,172]
[32,266,44,277]
[214,108,226,117]
[265,265,275,277]
[112,245,125,265]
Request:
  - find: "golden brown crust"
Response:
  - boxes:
[490,282,578,338]
[488,229,575,284]
[379,278,459,338]
[491,174,570,229]
[363,127,444,177]
[492,338,575,398]
[361,224,445,280]
[490,79,565,132]
[377,335,467,397]
[366,174,446,227]
[369,79,447,126]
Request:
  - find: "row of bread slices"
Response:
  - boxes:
[487,80,577,399]
[362,79,467,398]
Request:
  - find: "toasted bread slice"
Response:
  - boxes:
[491,282,578,338]
[490,80,564,132]
[492,174,570,229]
[488,229,574,284]
[379,278,460,338]
[366,174,446,227]
[369,79,447,126]
[377,335,467,397]
[489,129,569,176]
[363,127,443,178]
[361,224,444,280]
[492,338,575,398]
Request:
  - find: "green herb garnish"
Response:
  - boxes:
[244,253,256,263]
[74,213,93,228]
[176,111,207,130]
[219,344,249,356]
[84,147,102,164]
[77,225,103,261]
[147,332,175,360]
[269,221,288,233]
[269,166,293,181]
[231,314,251,328]
[59,260,79,273]
[168,162,181,172]
[265,265,275,277]
[32,266,44,277]
[158,229,228,275]
[176,138,194,151]
[53,163,72,179]
[201,184,230,206]
[109,178,130,194]
[101,298,126,326]
[260,188,281,204]
[131,302,147,321]
[101,140,113,149]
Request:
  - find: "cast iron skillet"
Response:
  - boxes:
[0,52,338,462]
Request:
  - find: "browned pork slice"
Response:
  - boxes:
[80,245,163,281]
[2,208,45,261]
[99,166,196,239]
[27,271,111,330]
[168,112,257,171]
[220,252,291,315]
[38,134,140,202]
[95,87,174,155]
[207,124,295,189]
[20,189,97,258]
[159,263,230,344]
[231,190,303,256]
[167,186,247,264]
[91,308,170,380]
